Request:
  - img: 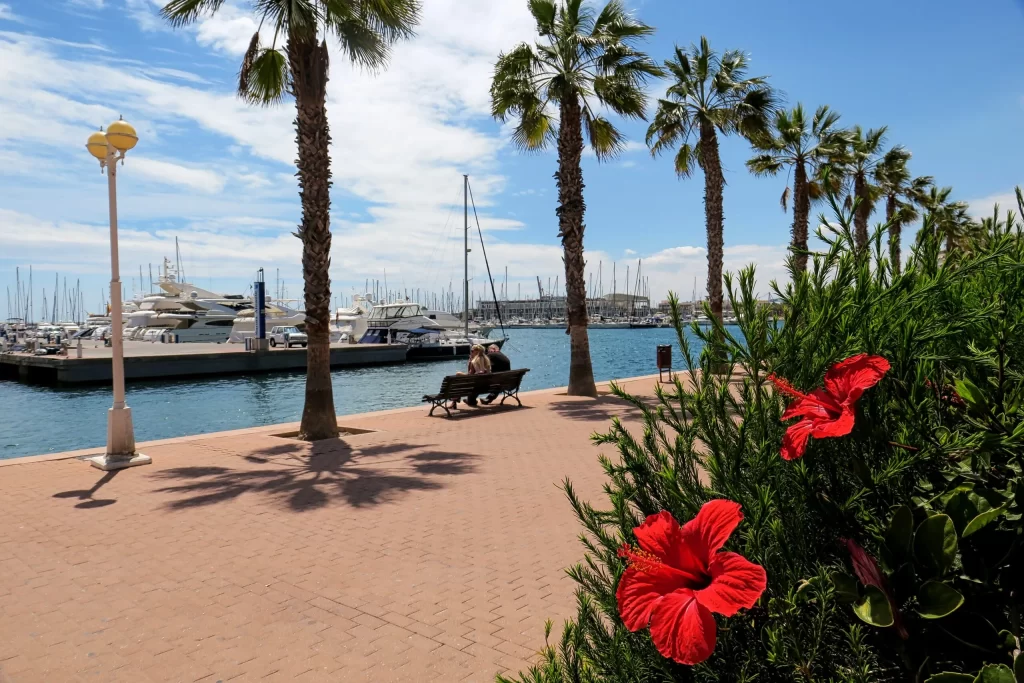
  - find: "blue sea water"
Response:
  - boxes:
[0,327,717,460]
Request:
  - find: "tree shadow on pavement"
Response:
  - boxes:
[547,396,646,423]
[148,439,479,512]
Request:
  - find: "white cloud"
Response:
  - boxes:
[967,188,1022,218]
[0,4,18,21]
[130,158,226,193]
[69,0,105,8]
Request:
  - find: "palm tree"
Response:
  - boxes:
[833,126,898,253]
[918,185,971,255]
[491,0,661,397]
[647,38,776,323]
[873,150,931,275]
[747,104,846,273]
[161,0,419,440]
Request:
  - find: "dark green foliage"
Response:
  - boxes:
[498,190,1024,682]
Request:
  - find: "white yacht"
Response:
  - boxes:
[122,259,252,343]
[331,295,373,343]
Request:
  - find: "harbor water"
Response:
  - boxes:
[0,327,725,460]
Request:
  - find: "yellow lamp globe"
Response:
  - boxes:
[86,129,109,160]
[105,116,138,153]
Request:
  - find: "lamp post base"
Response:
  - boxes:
[88,453,152,471]
[91,405,150,470]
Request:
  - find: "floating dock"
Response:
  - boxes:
[0,341,408,385]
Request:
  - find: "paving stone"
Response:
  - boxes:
[0,377,661,680]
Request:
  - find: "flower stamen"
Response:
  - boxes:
[617,544,666,574]
[767,373,807,401]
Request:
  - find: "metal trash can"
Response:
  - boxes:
[657,344,672,382]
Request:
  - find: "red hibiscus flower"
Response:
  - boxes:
[616,500,767,665]
[768,354,890,460]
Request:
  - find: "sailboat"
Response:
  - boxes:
[357,175,508,359]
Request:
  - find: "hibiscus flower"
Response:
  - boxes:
[768,354,890,460]
[616,500,767,665]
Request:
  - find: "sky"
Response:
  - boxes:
[1,0,1022,319]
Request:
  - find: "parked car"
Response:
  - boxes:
[269,326,307,348]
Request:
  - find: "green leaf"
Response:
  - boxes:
[924,674,974,683]
[916,580,964,619]
[915,514,958,576]
[955,378,986,410]
[853,585,893,627]
[885,505,914,561]
[1014,652,1024,683]
[963,504,1008,537]
[973,664,1015,683]
[947,489,1009,538]
[830,572,858,604]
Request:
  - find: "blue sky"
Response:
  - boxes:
[1,0,1022,319]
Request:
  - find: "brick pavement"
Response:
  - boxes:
[0,376,662,682]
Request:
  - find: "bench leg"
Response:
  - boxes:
[499,389,522,407]
[428,400,452,418]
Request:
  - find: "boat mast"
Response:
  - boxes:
[463,174,469,338]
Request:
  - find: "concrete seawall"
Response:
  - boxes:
[0,342,408,384]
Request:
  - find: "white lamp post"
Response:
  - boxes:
[85,117,151,471]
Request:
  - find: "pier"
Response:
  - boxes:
[0,340,408,384]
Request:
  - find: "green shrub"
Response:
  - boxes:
[499,193,1024,683]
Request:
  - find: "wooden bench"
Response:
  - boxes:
[423,369,530,418]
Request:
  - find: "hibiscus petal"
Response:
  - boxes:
[649,589,717,665]
[694,552,767,617]
[616,566,688,632]
[824,354,890,404]
[634,511,706,581]
[681,499,743,560]
[781,419,814,460]
[811,405,855,439]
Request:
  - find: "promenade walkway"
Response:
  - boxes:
[0,375,663,682]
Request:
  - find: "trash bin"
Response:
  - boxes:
[657,344,672,382]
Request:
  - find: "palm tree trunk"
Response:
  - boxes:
[699,121,725,323]
[886,194,901,275]
[791,161,810,273]
[854,173,871,254]
[555,95,596,397]
[290,38,339,441]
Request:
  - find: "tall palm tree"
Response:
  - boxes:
[837,126,894,253]
[491,0,660,397]
[647,38,777,323]
[747,104,847,273]
[873,150,931,275]
[917,185,971,255]
[161,0,419,440]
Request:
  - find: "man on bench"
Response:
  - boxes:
[478,344,511,405]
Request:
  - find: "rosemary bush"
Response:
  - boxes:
[500,192,1024,683]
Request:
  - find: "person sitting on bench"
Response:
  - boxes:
[451,344,491,408]
[479,344,511,405]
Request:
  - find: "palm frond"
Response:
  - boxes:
[593,73,647,119]
[673,142,696,178]
[238,31,261,98]
[584,114,625,161]
[746,153,783,177]
[528,0,557,35]
[160,0,224,27]
[238,47,288,106]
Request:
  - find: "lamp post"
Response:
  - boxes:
[85,117,151,471]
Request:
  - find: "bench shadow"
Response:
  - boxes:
[148,439,479,512]
[428,403,533,420]
[547,396,646,423]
